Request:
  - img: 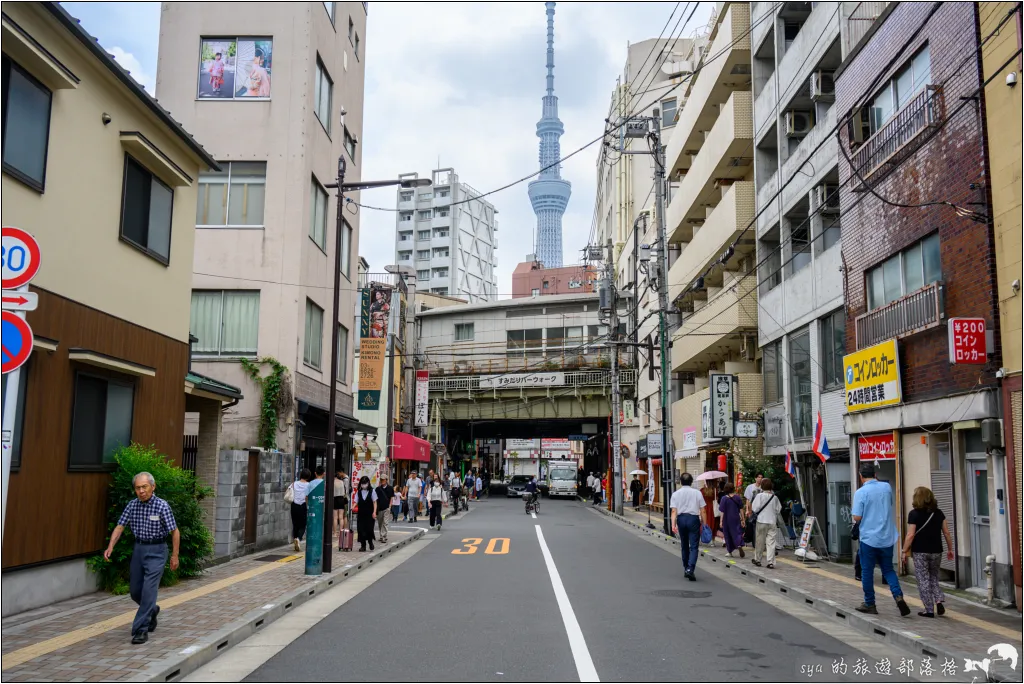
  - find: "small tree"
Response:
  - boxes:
[739,454,800,509]
[87,444,214,594]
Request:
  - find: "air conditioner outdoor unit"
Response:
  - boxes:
[814,184,840,214]
[786,111,813,137]
[848,107,871,145]
[810,70,836,102]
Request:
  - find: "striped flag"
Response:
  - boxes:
[785,449,796,477]
[812,411,831,464]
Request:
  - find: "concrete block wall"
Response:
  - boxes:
[213,450,291,560]
[214,450,249,559]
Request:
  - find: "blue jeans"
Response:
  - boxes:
[859,541,903,606]
[129,542,167,635]
[677,514,701,575]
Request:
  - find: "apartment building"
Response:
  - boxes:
[511,260,597,297]
[1,2,223,612]
[751,2,886,556]
[837,3,1010,601]
[156,2,372,471]
[979,1,1023,611]
[394,167,498,302]
[662,3,761,482]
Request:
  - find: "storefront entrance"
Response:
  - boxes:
[967,456,991,587]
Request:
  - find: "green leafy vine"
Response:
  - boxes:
[240,357,289,450]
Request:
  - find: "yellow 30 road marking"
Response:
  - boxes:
[1,555,299,670]
[451,537,510,555]
[774,557,1022,641]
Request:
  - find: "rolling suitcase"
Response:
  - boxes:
[338,527,353,552]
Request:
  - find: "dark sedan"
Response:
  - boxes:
[505,475,547,497]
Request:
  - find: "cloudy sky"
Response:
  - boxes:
[62,1,711,297]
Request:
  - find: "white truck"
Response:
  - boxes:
[547,463,578,499]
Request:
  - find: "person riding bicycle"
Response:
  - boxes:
[525,476,539,505]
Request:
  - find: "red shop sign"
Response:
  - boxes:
[858,433,897,461]
[947,318,987,365]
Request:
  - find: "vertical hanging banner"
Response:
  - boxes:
[357,284,393,410]
[415,370,430,426]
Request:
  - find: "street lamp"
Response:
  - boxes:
[321,157,429,572]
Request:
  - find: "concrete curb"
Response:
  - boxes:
[591,506,1019,682]
[135,528,426,683]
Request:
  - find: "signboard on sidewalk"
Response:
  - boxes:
[947,318,987,365]
[414,370,429,426]
[798,517,815,550]
[858,432,897,461]
[710,373,735,438]
[843,339,901,412]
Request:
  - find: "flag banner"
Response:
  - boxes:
[812,411,831,463]
[357,284,392,410]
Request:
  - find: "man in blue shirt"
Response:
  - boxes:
[852,463,910,616]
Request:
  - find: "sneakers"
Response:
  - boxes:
[148,605,160,632]
[936,602,945,616]
[685,571,696,581]
[896,598,911,617]
[131,630,149,644]
[855,603,879,615]
[292,539,300,552]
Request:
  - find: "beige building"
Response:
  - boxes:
[1,2,227,613]
[156,2,372,469]
[664,3,758,477]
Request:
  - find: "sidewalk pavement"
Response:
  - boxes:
[1,527,424,683]
[603,505,1023,682]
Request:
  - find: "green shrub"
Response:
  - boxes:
[739,454,800,509]
[87,443,214,594]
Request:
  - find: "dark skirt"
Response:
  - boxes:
[334,496,347,511]
[355,497,375,542]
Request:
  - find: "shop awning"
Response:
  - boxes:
[393,431,430,462]
[296,399,378,436]
[675,448,700,459]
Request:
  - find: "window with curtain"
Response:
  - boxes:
[2,56,52,191]
[763,340,783,404]
[820,309,845,387]
[314,57,333,134]
[866,233,941,310]
[454,323,474,341]
[196,162,267,227]
[310,178,328,251]
[120,155,173,264]
[337,324,349,382]
[190,290,260,356]
[304,299,324,369]
[69,373,134,470]
[789,329,812,438]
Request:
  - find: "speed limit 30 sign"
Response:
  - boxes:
[2,227,41,289]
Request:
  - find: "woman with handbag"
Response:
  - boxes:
[719,482,746,558]
[287,469,312,552]
[901,486,954,617]
[751,478,782,569]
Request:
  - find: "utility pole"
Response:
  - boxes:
[606,237,623,515]
[652,110,674,536]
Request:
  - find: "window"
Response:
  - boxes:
[324,2,335,23]
[820,309,845,387]
[310,178,328,251]
[304,299,324,369]
[543,280,550,289]
[416,250,430,260]
[196,161,266,226]
[348,17,355,44]
[789,224,810,274]
[398,251,412,261]
[354,32,361,61]
[337,324,349,382]
[340,219,352,278]
[68,373,134,470]
[344,127,357,160]
[866,233,941,310]
[434,208,449,218]
[435,188,450,198]
[531,288,540,296]
[762,237,782,291]
[190,290,260,356]
[789,329,812,437]
[400,191,413,202]
[1,363,29,469]
[120,155,173,264]
[868,45,931,133]
[433,268,448,278]
[763,340,783,404]
[431,287,449,295]
[433,248,449,258]
[418,210,432,220]
[2,56,52,191]
[433,228,449,238]
[198,38,273,100]
[661,98,677,128]
[417,269,430,280]
[454,323,474,341]
[400,212,413,222]
[399,231,412,242]
[314,57,333,134]
[417,230,431,240]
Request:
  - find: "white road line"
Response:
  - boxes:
[535,526,600,682]
[531,511,537,519]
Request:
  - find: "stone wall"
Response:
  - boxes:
[214,449,291,560]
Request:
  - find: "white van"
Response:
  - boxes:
[547,463,577,498]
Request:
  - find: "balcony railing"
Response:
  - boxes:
[855,281,944,349]
[428,368,637,393]
[852,85,944,183]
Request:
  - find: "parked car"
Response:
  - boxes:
[505,475,548,498]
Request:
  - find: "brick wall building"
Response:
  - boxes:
[836,3,1013,603]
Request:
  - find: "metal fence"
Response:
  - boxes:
[853,85,944,182]
[181,434,198,474]
[855,281,944,349]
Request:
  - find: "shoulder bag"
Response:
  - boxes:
[744,493,777,543]
[284,483,295,504]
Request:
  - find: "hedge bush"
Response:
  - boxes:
[87,443,214,594]
[739,454,800,513]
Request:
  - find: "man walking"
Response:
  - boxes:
[670,473,706,581]
[464,470,476,501]
[744,473,763,517]
[448,470,462,513]
[404,471,423,523]
[585,472,595,499]
[103,472,179,644]
[852,463,911,616]
[374,475,395,544]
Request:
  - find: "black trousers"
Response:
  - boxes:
[290,501,307,540]
[429,500,443,527]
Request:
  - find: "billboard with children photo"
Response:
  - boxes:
[198,37,272,99]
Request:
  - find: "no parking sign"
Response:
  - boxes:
[1,312,33,374]
[1,226,41,374]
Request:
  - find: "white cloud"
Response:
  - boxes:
[107,46,154,94]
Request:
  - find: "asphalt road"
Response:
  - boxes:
[245,497,915,683]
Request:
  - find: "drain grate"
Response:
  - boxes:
[255,553,290,562]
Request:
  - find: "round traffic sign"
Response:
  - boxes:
[2,226,42,289]
[1,311,33,374]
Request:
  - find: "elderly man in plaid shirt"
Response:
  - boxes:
[103,472,180,644]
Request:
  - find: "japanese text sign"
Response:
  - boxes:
[843,339,901,413]
[710,373,734,439]
[947,318,987,365]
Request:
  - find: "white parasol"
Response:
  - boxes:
[694,470,728,481]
